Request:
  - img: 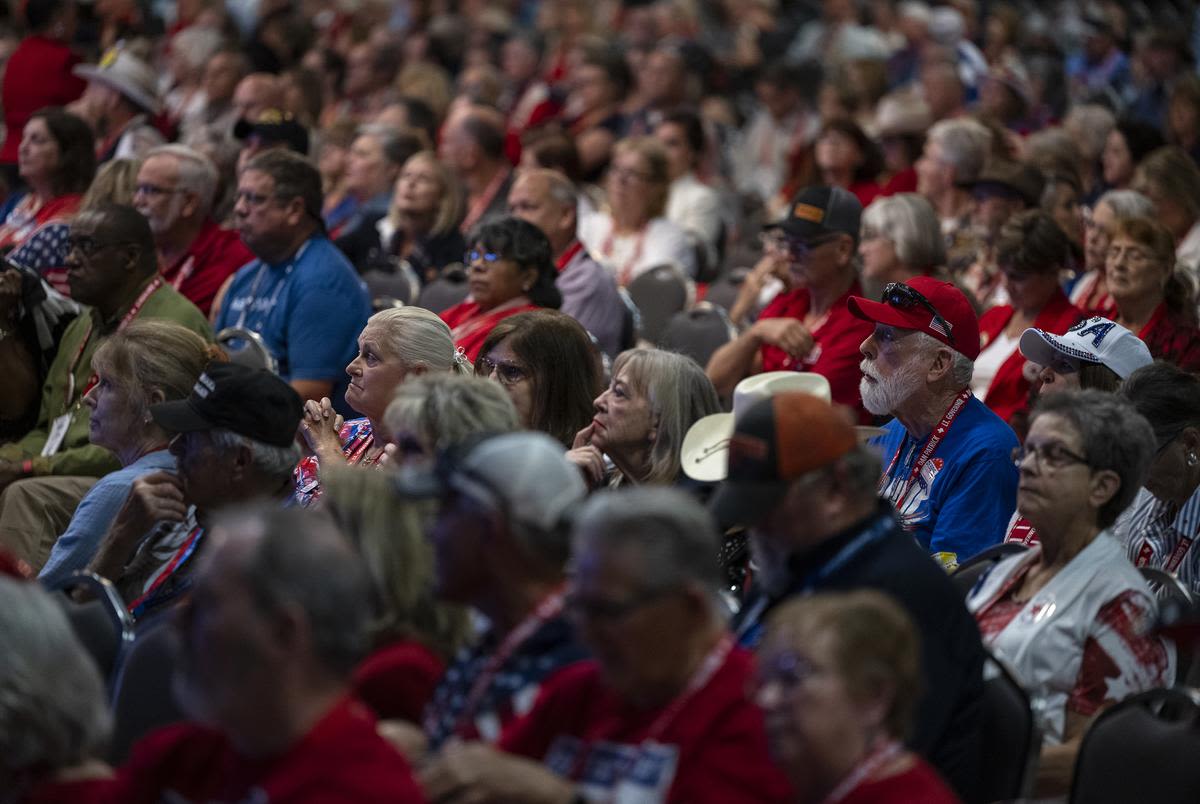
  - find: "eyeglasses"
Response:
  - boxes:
[465,249,501,265]
[609,165,653,184]
[67,236,134,259]
[881,282,956,345]
[1045,353,1081,375]
[133,182,184,199]
[759,231,840,260]
[747,651,828,699]
[478,355,527,386]
[563,587,676,621]
[1012,441,1090,470]
[234,189,276,208]
[1106,244,1155,268]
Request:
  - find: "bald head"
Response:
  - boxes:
[440,104,508,173]
[234,73,284,123]
[508,168,577,253]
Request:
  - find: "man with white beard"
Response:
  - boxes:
[709,391,985,803]
[847,277,1018,568]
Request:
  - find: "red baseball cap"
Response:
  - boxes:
[847,277,981,360]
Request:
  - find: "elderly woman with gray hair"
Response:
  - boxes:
[295,306,470,506]
[0,575,114,801]
[967,390,1174,796]
[1074,189,1155,317]
[858,193,947,299]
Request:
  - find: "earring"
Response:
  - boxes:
[1189,453,1198,468]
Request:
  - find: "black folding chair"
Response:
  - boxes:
[951,541,1030,597]
[215,327,278,373]
[415,265,470,313]
[977,651,1040,802]
[659,302,738,369]
[46,571,137,693]
[626,264,689,346]
[107,618,187,764]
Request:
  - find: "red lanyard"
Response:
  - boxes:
[640,634,733,742]
[601,227,647,287]
[167,255,196,291]
[821,739,903,804]
[555,240,583,273]
[1134,527,1194,574]
[455,588,565,734]
[63,276,163,412]
[127,523,204,616]
[881,388,972,507]
[1007,517,1039,547]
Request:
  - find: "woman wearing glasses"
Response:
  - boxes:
[967,390,1173,796]
[294,306,469,507]
[474,309,601,448]
[577,136,696,286]
[440,216,561,362]
[973,210,1084,427]
[1107,216,1200,371]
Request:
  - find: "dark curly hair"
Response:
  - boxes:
[468,216,562,309]
[995,209,1069,276]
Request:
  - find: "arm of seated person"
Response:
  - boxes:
[419,740,576,804]
[82,472,187,591]
[706,317,813,397]
[1034,709,1090,797]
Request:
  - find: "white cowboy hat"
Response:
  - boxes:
[73,46,162,116]
[682,372,832,483]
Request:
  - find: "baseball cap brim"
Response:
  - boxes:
[846,294,926,330]
[1018,328,1098,369]
[710,479,790,529]
[149,398,216,434]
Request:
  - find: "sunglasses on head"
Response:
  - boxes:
[881,282,956,346]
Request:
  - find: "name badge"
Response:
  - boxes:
[42,413,72,457]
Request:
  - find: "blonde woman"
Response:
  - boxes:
[295,307,470,507]
[568,347,721,488]
[324,468,472,723]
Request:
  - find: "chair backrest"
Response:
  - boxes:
[215,327,279,374]
[951,541,1030,597]
[978,651,1040,802]
[107,619,187,764]
[415,265,469,313]
[46,572,137,694]
[1140,567,1196,685]
[626,264,689,346]
[362,259,420,309]
[616,287,641,353]
[1071,686,1200,804]
[659,302,737,369]
[702,268,746,314]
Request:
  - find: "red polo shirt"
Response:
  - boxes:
[161,219,254,316]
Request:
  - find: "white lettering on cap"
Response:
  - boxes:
[193,373,216,398]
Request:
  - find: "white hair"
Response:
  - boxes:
[927,118,993,183]
[861,194,945,271]
[209,429,302,480]
[144,143,220,213]
[366,306,468,375]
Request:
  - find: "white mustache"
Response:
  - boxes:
[859,360,879,380]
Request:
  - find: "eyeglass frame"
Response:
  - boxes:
[478,354,528,386]
[66,235,138,260]
[1011,441,1090,471]
[563,585,681,622]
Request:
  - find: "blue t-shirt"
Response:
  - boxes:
[872,393,1018,567]
[215,235,369,411]
[38,449,177,590]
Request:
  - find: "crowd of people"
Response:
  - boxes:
[3,0,1200,802]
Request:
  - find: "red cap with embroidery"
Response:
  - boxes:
[846,276,981,360]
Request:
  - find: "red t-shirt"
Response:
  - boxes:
[758,281,873,419]
[111,697,426,803]
[1138,303,1200,373]
[440,299,538,362]
[0,36,86,164]
[163,219,254,316]
[21,778,122,804]
[352,639,445,724]
[499,646,793,804]
[840,757,961,803]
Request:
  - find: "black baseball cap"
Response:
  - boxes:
[150,362,303,448]
[764,185,864,243]
[233,109,310,156]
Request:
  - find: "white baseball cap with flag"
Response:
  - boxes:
[1019,316,1153,379]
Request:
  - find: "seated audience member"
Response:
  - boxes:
[72,47,165,162]
[382,373,521,468]
[858,193,947,299]
[850,277,1019,566]
[214,149,371,409]
[1073,189,1154,317]
[1117,363,1200,597]
[577,136,697,284]
[475,309,601,447]
[712,392,984,802]
[330,125,423,247]
[756,591,962,804]
[133,144,253,316]
[562,44,632,181]
[707,187,873,416]
[1038,170,1085,260]
[393,432,590,749]
[814,118,884,208]
[232,72,285,125]
[440,216,562,362]
[958,160,1045,309]
[508,167,625,357]
[1020,316,1153,397]
[231,107,310,173]
[0,575,115,802]
[967,390,1173,797]
[914,118,992,274]
[38,321,213,585]
[295,307,468,507]
[1134,145,1200,279]
[874,93,931,196]
[0,107,95,295]
[111,506,426,802]
[1101,118,1165,193]
[0,206,211,567]
[655,109,722,270]
[974,211,1084,427]
[569,348,721,489]
[79,157,139,210]
[420,487,794,803]
[349,150,466,281]
[83,362,301,616]
[323,469,471,723]
[439,105,514,234]
[1108,217,1200,371]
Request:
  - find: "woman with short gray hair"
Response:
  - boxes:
[1074,189,1155,317]
[0,575,113,800]
[858,193,946,297]
[967,389,1173,796]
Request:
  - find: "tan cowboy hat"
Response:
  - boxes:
[73,46,162,116]
[682,372,832,483]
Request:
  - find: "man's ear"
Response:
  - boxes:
[926,346,955,384]
[284,196,307,227]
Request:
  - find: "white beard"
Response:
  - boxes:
[859,358,926,417]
